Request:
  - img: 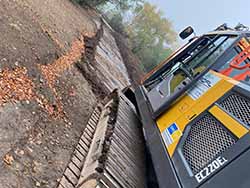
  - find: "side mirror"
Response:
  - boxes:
[179,26,194,40]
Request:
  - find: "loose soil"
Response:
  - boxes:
[0,0,135,187]
[0,0,143,188]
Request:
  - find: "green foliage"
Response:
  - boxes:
[138,44,173,72]
[112,0,143,12]
[72,0,177,73]
[74,0,143,11]
[73,0,107,6]
[127,3,177,72]
[99,0,144,38]
[108,13,125,34]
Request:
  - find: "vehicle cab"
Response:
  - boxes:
[136,25,250,188]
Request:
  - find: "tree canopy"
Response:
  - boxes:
[75,0,143,11]
[126,3,177,72]
[73,0,178,73]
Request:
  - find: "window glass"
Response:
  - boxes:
[188,36,236,76]
[145,35,238,99]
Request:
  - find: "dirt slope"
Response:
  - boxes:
[0,0,132,187]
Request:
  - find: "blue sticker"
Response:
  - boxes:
[162,123,182,147]
[167,123,178,135]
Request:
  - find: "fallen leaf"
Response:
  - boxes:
[3,154,14,165]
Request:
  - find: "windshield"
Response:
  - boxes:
[145,34,238,115]
[145,35,237,94]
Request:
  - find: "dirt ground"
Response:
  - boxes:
[0,0,132,187]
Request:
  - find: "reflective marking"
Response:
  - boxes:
[188,72,221,100]
[162,123,182,147]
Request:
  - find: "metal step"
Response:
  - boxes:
[57,91,146,188]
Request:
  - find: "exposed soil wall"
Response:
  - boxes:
[0,0,136,187]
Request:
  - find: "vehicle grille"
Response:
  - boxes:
[219,93,250,126]
[182,114,237,174]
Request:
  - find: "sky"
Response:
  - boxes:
[147,0,250,36]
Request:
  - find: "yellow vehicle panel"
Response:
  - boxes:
[156,70,248,157]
